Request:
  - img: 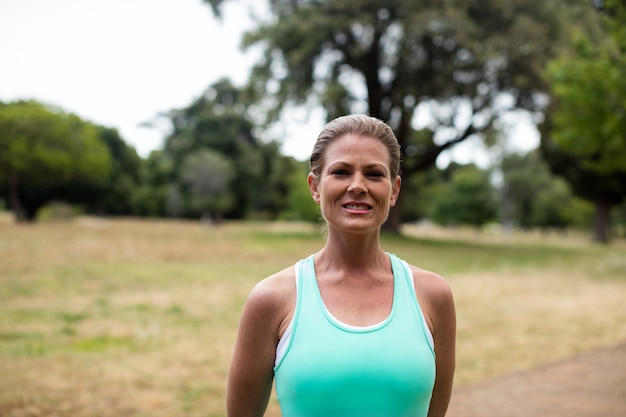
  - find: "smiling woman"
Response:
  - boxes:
[308,133,401,235]
[226,114,456,417]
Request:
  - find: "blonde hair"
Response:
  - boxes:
[309,114,402,180]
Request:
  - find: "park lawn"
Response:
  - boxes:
[0,215,624,417]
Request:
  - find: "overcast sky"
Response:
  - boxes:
[0,0,322,160]
[0,0,537,165]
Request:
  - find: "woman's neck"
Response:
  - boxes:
[316,229,388,274]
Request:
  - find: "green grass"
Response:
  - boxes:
[0,215,625,417]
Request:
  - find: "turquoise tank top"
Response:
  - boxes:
[274,253,436,417]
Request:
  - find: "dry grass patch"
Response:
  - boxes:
[452,271,626,385]
[0,216,624,417]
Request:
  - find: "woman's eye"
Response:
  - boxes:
[332,169,349,176]
[367,171,385,178]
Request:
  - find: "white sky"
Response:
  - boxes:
[0,0,321,160]
[0,0,537,164]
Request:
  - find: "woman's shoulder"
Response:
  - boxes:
[243,263,298,332]
[408,264,451,295]
[405,262,454,314]
[406,262,449,288]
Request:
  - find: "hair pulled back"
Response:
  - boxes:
[309,114,402,180]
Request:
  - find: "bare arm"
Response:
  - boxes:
[428,280,456,417]
[226,271,294,417]
[413,268,457,417]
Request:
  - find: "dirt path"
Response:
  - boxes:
[447,341,626,417]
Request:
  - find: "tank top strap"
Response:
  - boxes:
[297,254,317,310]
[388,253,435,353]
[274,255,314,369]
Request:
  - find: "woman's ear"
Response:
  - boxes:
[308,173,320,203]
[390,175,401,207]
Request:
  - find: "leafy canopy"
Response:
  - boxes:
[0,100,111,186]
[545,33,626,174]
[203,0,585,231]
[540,0,626,241]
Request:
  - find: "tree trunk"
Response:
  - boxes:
[592,201,611,243]
[8,174,27,223]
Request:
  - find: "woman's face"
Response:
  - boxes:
[308,134,401,235]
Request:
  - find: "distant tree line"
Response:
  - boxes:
[1,94,619,236]
[1,0,624,243]
[0,92,304,224]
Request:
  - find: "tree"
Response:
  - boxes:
[163,78,294,220]
[498,150,584,232]
[91,127,142,215]
[430,165,498,229]
[180,149,235,220]
[498,151,554,229]
[63,126,142,216]
[257,145,303,220]
[529,178,585,232]
[133,150,174,217]
[541,0,626,242]
[205,0,584,232]
[399,162,455,223]
[0,100,111,222]
[281,159,320,222]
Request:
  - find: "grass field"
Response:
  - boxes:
[1,213,625,417]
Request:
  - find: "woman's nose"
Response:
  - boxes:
[347,174,367,194]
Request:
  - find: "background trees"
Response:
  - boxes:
[2,1,624,243]
[79,126,142,216]
[0,100,111,222]
[541,0,626,242]
[429,164,498,230]
[132,150,173,218]
[281,160,320,223]
[157,78,297,220]
[179,149,234,221]
[206,0,582,231]
[497,151,586,232]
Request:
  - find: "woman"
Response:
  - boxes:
[227,114,456,417]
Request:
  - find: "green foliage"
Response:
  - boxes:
[180,149,235,217]
[161,78,296,220]
[400,167,446,223]
[498,150,583,229]
[280,160,320,222]
[541,1,626,241]
[613,202,626,238]
[601,0,626,52]
[255,146,303,220]
[53,126,144,216]
[430,165,498,228]
[36,201,84,221]
[132,150,174,217]
[546,33,626,174]
[0,100,112,221]
[206,0,591,231]
[0,100,110,185]
[499,152,543,228]
[91,127,142,215]
[529,178,580,230]
[239,0,571,122]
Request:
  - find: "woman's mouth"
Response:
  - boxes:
[343,203,372,212]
